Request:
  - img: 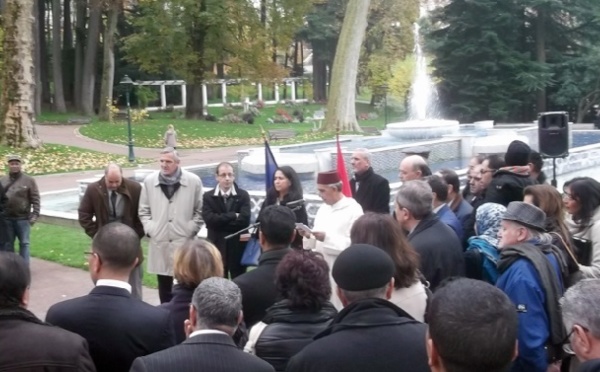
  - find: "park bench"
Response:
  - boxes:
[362,126,381,135]
[67,117,92,125]
[268,129,297,140]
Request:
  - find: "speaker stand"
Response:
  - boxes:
[551,157,557,188]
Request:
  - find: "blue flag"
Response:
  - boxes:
[265,140,279,191]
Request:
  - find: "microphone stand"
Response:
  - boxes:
[225,222,260,241]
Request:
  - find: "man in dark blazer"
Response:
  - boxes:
[46,223,176,372]
[234,205,295,327]
[78,163,145,299]
[350,149,390,214]
[395,180,464,290]
[131,277,274,372]
[202,162,251,279]
[0,252,95,371]
[427,175,464,241]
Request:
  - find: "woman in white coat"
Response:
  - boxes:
[350,212,428,322]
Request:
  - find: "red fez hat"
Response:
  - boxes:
[317,170,340,184]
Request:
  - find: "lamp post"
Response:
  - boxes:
[120,75,135,162]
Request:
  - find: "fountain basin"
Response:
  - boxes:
[472,133,529,155]
[386,120,460,140]
[241,149,318,176]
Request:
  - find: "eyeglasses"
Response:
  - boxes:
[562,192,573,200]
[562,325,589,355]
[84,251,100,261]
[480,169,496,174]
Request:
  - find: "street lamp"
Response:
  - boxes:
[119,75,135,163]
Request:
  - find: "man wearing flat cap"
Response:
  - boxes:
[483,140,537,206]
[0,155,40,265]
[496,201,568,372]
[301,170,363,309]
[286,244,430,372]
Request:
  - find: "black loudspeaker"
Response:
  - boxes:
[538,111,569,158]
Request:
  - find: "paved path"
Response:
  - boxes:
[29,124,249,318]
[35,124,249,193]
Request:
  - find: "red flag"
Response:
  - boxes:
[336,134,352,197]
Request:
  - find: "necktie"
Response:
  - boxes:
[111,191,117,218]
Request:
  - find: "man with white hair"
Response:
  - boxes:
[399,155,431,182]
[350,149,390,214]
[560,279,600,372]
[496,201,567,372]
[302,170,363,309]
[130,278,274,372]
[394,180,464,290]
[139,147,203,303]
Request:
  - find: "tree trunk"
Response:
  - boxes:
[185,0,207,119]
[32,0,41,116]
[98,1,119,121]
[51,0,66,112]
[73,0,86,109]
[312,57,327,101]
[323,0,370,132]
[535,6,546,113]
[186,83,204,119]
[63,0,72,49]
[37,0,51,106]
[1,0,42,148]
[80,0,101,116]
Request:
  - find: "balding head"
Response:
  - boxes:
[399,155,430,182]
[104,163,123,191]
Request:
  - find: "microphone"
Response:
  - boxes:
[224,222,260,240]
[286,199,305,208]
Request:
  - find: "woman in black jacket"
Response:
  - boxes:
[244,250,337,371]
[258,166,308,249]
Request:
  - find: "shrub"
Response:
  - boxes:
[219,113,243,124]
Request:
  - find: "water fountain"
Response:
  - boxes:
[386,22,460,139]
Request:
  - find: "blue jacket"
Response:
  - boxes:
[496,253,563,372]
[437,204,464,242]
[452,198,473,226]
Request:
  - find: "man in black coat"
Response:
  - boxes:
[395,180,464,290]
[287,244,430,372]
[131,277,274,372]
[0,252,95,371]
[350,149,390,214]
[46,223,176,372]
[483,140,536,206]
[234,205,295,327]
[202,162,251,278]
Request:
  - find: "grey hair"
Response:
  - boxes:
[354,148,372,165]
[405,155,428,171]
[104,163,122,175]
[339,284,388,304]
[161,147,180,162]
[326,181,343,192]
[560,279,600,339]
[192,277,242,329]
[395,180,433,219]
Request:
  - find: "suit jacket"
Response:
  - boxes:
[350,167,390,214]
[437,204,464,241]
[130,332,274,372]
[234,248,292,327]
[202,184,251,262]
[158,284,194,344]
[46,286,176,372]
[408,213,465,290]
[0,308,95,372]
[78,177,144,238]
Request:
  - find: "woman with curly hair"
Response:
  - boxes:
[350,213,427,321]
[244,250,337,371]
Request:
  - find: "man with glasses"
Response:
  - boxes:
[496,202,567,372]
[560,279,600,372]
[202,162,251,279]
[46,222,176,372]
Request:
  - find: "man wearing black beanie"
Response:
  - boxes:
[286,244,430,372]
[483,140,537,207]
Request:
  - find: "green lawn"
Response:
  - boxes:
[41,103,387,149]
[31,223,157,288]
[0,144,151,176]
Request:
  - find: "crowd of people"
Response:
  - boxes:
[1,140,600,372]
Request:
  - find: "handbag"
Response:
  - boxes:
[573,236,593,266]
[241,228,261,266]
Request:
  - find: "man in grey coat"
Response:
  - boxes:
[139,148,203,303]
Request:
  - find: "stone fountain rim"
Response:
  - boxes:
[386,119,460,130]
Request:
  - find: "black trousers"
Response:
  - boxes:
[225,242,247,279]
[157,275,173,304]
